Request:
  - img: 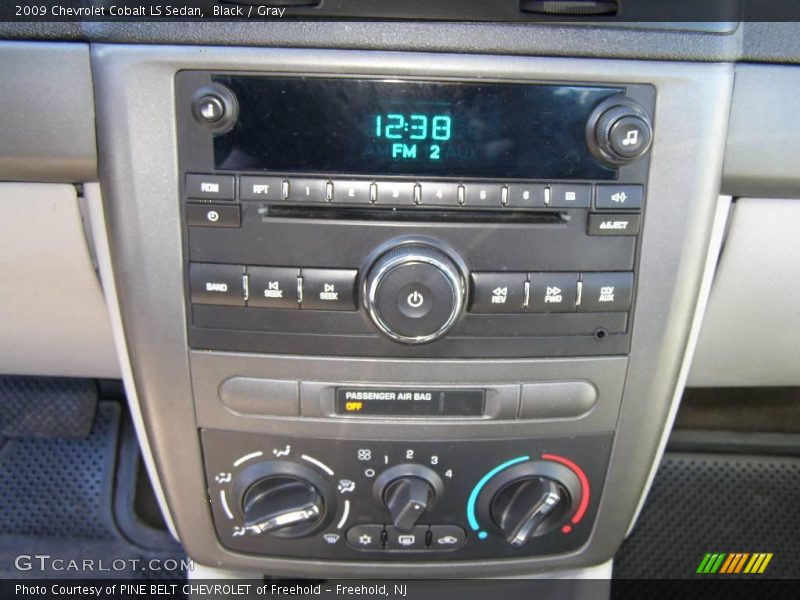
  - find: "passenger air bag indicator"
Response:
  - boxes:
[335,389,485,417]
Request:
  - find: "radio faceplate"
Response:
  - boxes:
[177,72,654,358]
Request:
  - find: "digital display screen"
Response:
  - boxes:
[212,76,619,180]
[335,388,485,417]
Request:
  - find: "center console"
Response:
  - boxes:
[92,46,733,576]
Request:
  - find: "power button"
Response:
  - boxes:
[365,244,465,344]
[399,285,433,319]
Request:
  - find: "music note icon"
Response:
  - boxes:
[621,129,639,147]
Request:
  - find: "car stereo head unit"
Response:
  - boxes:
[177,71,654,359]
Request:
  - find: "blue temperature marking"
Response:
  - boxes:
[466,455,530,537]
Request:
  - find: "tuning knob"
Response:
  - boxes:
[586,95,653,166]
[364,243,466,344]
[374,464,444,532]
[233,461,331,538]
[479,461,581,547]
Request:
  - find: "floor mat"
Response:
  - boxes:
[614,452,800,580]
[0,401,185,579]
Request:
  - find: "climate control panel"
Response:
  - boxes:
[202,430,611,560]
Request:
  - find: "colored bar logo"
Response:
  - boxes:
[696,552,773,574]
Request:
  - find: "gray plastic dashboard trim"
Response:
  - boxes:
[722,63,800,198]
[91,45,732,576]
[0,42,97,182]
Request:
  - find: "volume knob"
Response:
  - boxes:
[364,243,465,344]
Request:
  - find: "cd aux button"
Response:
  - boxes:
[578,272,633,312]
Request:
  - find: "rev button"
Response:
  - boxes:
[470,273,527,314]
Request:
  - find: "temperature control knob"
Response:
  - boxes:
[374,464,445,532]
[586,95,653,166]
[478,461,582,547]
[233,461,332,539]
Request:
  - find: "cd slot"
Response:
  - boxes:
[262,204,567,224]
